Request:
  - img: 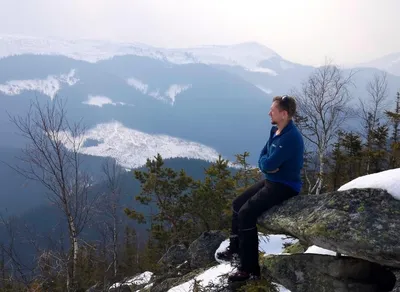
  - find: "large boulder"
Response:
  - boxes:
[258,188,400,268]
[262,254,396,292]
[158,244,189,271]
[187,230,227,269]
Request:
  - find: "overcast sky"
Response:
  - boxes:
[1,0,399,66]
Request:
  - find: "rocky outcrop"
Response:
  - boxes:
[262,254,396,292]
[108,184,400,291]
[259,188,400,268]
[256,187,400,291]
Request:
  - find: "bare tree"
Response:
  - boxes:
[358,71,389,173]
[291,59,357,194]
[100,157,123,279]
[7,97,98,291]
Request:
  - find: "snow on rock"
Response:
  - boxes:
[0,69,78,99]
[338,168,400,200]
[60,121,220,169]
[168,263,234,292]
[304,245,336,256]
[109,271,153,290]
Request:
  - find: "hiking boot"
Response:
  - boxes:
[216,235,239,263]
[228,269,260,282]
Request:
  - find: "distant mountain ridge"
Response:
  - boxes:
[3,34,400,77]
[0,35,294,75]
[357,52,400,77]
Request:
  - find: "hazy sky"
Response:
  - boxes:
[1,0,399,66]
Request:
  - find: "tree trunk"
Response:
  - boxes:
[316,151,325,195]
[67,214,79,292]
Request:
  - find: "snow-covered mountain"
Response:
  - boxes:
[357,52,400,76]
[172,42,281,75]
[0,34,287,75]
[61,121,220,169]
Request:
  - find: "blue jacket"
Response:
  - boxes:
[258,120,304,192]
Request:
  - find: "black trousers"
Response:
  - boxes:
[230,179,298,274]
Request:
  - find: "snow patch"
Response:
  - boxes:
[0,69,78,99]
[60,121,220,169]
[126,77,148,94]
[83,95,115,107]
[165,84,192,104]
[109,271,152,289]
[82,95,133,107]
[168,263,233,292]
[126,77,191,105]
[338,168,400,200]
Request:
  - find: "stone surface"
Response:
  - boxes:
[259,188,400,268]
[187,230,227,269]
[158,244,189,270]
[262,254,396,292]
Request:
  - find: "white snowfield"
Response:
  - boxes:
[0,35,284,75]
[0,69,78,99]
[60,121,221,169]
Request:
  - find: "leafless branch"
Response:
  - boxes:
[291,58,357,194]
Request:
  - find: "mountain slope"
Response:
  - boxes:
[357,52,400,76]
[0,54,272,165]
